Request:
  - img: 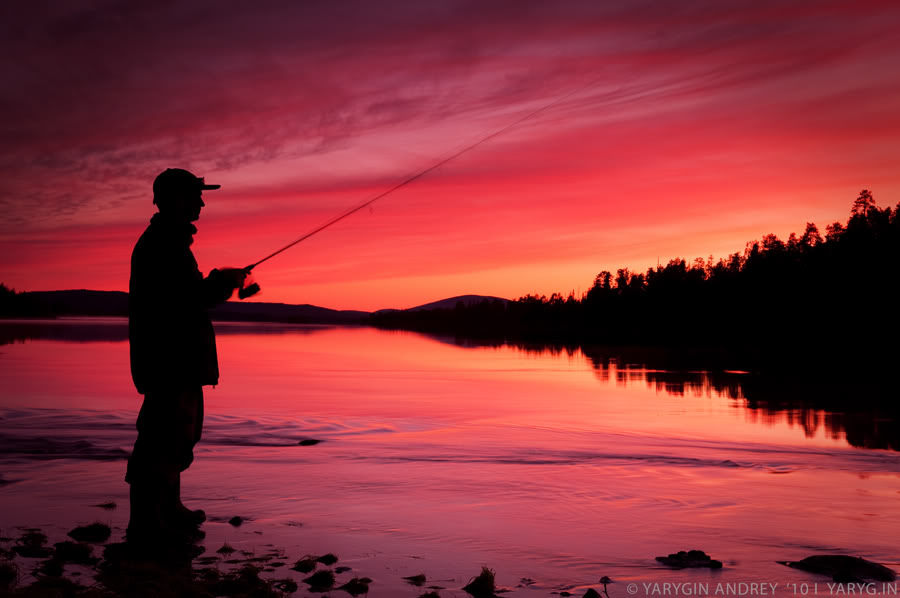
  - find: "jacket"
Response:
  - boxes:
[128,213,232,394]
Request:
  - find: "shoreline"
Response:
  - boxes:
[0,514,613,598]
[4,518,899,598]
[3,453,900,598]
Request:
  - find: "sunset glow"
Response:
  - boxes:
[3,1,900,310]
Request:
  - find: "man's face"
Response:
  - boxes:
[171,190,205,222]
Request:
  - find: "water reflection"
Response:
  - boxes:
[0,318,130,345]
[584,347,899,453]
[427,334,900,453]
[738,377,900,451]
[2,319,897,453]
[587,356,746,400]
[0,318,336,346]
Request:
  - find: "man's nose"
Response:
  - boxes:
[199,197,205,208]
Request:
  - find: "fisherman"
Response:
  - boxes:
[125,168,247,544]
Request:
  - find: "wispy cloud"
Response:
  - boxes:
[2,0,900,307]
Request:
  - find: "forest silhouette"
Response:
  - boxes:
[372,190,899,373]
[3,189,897,373]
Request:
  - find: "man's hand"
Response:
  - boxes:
[218,267,249,291]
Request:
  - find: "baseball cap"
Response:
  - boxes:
[152,168,220,203]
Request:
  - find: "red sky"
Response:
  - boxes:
[2,0,900,310]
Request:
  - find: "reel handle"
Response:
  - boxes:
[237,264,260,300]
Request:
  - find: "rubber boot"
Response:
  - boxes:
[127,479,190,549]
[168,472,206,529]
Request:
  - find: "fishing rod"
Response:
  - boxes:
[237,80,594,299]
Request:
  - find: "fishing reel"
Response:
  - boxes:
[218,266,260,300]
[239,280,261,300]
[238,265,260,300]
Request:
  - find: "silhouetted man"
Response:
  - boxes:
[126,168,246,544]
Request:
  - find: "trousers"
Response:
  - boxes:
[125,387,204,484]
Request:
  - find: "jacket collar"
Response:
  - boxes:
[149,212,197,246]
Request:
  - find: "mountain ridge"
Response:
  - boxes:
[5,289,507,323]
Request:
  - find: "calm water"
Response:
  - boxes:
[1,318,899,596]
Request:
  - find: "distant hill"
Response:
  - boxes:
[4,290,508,324]
[375,295,509,314]
[16,290,369,324]
[211,300,368,324]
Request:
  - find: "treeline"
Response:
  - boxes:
[0,287,129,318]
[0,282,36,316]
[371,190,900,371]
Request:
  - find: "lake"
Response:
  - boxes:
[1,318,899,596]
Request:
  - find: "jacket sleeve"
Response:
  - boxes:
[200,269,236,307]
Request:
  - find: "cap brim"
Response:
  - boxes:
[200,184,221,190]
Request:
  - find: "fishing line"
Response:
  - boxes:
[245,79,596,273]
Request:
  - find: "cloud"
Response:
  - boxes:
[2,0,900,306]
